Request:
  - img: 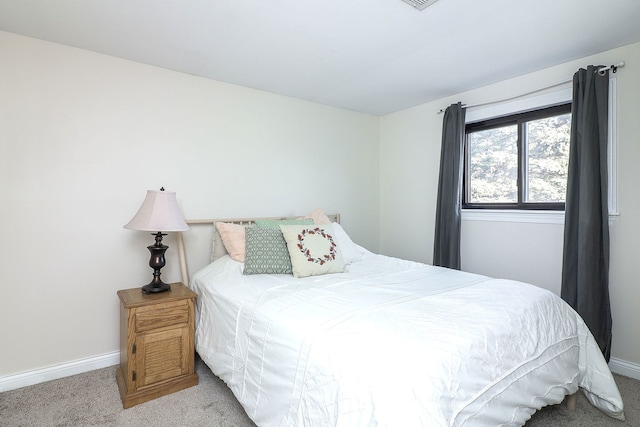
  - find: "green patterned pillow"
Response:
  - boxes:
[243,227,293,275]
[254,218,313,229]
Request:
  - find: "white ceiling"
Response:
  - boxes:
[1,0,639,115]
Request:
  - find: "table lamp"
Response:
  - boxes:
[124,188,190,294]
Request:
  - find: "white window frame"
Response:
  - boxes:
[462,79,618,225]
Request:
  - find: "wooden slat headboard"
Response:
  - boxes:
[176,214,340,285]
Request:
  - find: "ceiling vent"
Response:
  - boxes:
[401,0,440,11]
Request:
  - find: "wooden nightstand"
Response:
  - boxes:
[115,282,198,408]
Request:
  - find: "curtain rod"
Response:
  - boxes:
[596,61,625,76]
[437,61,625,114]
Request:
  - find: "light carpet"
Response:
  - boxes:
[0,356,636,426]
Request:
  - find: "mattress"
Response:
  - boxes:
[190,251,624,426]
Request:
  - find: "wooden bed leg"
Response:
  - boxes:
[566,393,577,411]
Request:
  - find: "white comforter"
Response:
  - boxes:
[191,253,624,426]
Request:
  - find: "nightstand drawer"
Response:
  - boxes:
[134,300,190,332]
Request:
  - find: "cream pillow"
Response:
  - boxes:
[215,222,248,262]
[280,224,345,278]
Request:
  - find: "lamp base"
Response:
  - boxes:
[141,280,171,294]
[141,232,172,294]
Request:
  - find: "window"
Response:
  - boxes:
[463,103,571,210]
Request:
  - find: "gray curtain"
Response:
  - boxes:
[561,66,611,361]
[433,102,465,270]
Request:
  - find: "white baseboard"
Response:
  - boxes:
[609,357,640,380]
[1,352,638,394]
[0,351,120,393]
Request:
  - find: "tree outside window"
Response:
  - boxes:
[464,103,571,210]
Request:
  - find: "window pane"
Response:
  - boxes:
[525,113,571,203]
[468,125,518,203]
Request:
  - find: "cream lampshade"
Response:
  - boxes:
[124,188,190,294]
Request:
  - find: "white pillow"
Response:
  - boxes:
[279,223,345,278]
[211,224,229,262]
[331,223,366,264]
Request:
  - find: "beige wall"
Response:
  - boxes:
[0,31,380,378]
[380,42,640,369]
[2,28,638,384]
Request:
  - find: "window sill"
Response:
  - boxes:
[462,209,620,225]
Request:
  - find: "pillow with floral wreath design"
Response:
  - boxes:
[279,223,345,278]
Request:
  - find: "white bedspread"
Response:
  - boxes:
[190,253,624,426]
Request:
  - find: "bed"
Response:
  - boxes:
[176,212,624,426]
